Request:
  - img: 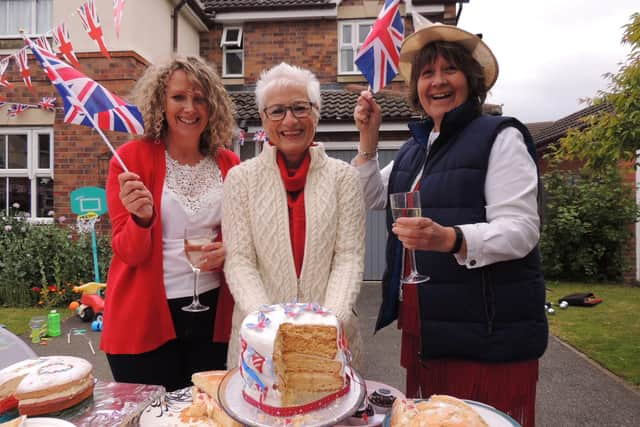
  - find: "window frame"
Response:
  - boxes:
[0,0,53,38]
[0,127,54,220]
[338,19,374,75]
[221,26,244,78]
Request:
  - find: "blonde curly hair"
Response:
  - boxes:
[132,55,236,157]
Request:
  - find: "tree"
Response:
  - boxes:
[550,13,640,170]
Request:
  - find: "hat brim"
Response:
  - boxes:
[399,24,498,90]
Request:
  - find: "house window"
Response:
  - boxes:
[0,0,53,37]
[221,26,243,77]
[338,20,373,74]
[0,128,54,218]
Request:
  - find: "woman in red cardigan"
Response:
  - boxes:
[101,56,239,391]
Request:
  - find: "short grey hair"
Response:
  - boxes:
[255,63,321,121]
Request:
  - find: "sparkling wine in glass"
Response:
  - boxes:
[182,226,216,312]
[390,191,430,285]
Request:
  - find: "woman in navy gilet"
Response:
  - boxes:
[352,14,547,427]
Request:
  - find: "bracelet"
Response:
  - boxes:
[449,226,464,254]
[358,149,378,161]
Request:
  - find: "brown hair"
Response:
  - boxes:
[132,55,236,157]
[408,41,487,115]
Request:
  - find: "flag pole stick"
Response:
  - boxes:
[23,35,129,172]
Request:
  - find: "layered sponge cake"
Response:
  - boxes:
[239,303,350,416]
[0,356,94,416]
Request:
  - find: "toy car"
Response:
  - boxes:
[72,282,106,323]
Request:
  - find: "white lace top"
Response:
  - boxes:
[162,151,223,299]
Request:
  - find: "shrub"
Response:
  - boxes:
[0,207,112,307]
[540,168,638,281]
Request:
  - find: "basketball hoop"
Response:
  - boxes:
[76,211,100,234]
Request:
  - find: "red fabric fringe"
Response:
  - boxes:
[398,283,538,427]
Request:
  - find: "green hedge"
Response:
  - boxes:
[0,210,112,307]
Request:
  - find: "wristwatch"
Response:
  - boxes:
[449,226,464,254]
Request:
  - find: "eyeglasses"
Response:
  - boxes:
[263,101,315,121]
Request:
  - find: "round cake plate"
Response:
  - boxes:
[218,367,366,427]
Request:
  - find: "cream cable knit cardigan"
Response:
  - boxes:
[222,143,366,369]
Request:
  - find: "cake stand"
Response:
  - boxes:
[218,367,366,427]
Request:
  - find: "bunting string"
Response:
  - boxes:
[0,0,125,93]
[0,97,60,117]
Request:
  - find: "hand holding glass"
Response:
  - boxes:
[390,191,430,284]
[182,226,216,312]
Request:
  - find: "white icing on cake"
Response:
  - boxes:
[238,303,348,409]
[0,356,92,400]
[15,356,92,396]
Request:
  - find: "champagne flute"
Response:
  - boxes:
[182,226,216,312]
[390,191,430,284]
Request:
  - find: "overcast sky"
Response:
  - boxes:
[457,0,637,123]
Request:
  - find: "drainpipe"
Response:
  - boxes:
[172,0,188,52]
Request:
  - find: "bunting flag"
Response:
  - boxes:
[77,0,111,60]
[38,97,57,112]
[238,128,246,146]
[35,35,54,54]
[52,22,81,68]
[0,60,12,88]
[113,0,125,39]
[27,39,144,135]
[8,103,31,118]
[16,49,33,91]
[253,128,267,143]
[354,0,404,93]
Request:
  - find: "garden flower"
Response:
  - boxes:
[4,225,11,231]
[48,210,55,217]
[32,287,41,293]
[58,216,67,223]
[12,202,19,208]
[48,285,57,292]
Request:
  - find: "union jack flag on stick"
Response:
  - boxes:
[53,22,81,68]
[25,37,144,171]
[78,0,111,59]
[354,0,404,93]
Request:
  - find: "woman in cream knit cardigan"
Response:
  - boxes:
[222,63,366,369]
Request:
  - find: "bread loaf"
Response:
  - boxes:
[390,395,489,427]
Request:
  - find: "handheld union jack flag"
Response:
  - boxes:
[354,0,404,93]
[53,22,81,68]
[16,48,33,91]
[113,0,126,39]
[253,128,268,143]
[77,0,111,59]
[26,38,142,170]
[0,59,12,88]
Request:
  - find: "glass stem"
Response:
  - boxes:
[192,267,201,305]
[409,249,419,275]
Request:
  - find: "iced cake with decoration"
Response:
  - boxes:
[0,356,94,416]
[239,302,351,416]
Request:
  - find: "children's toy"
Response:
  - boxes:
[72,282,106,323]
[29,317,47,343]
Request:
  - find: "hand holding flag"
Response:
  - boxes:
[354,0,404,93]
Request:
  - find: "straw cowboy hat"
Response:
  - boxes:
[399,12,499,90]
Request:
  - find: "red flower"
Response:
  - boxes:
[48,285,57,292]
[32,287,41,293]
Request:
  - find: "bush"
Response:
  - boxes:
[0,207,112,307]
[540,168,638,281]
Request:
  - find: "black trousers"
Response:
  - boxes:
[106,288,228,391]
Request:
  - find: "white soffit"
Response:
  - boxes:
[213,9,337,24]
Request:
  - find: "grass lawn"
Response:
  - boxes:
[545,282,640,387]
[0,307,53,336]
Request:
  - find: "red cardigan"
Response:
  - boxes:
[100,139,239,354]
